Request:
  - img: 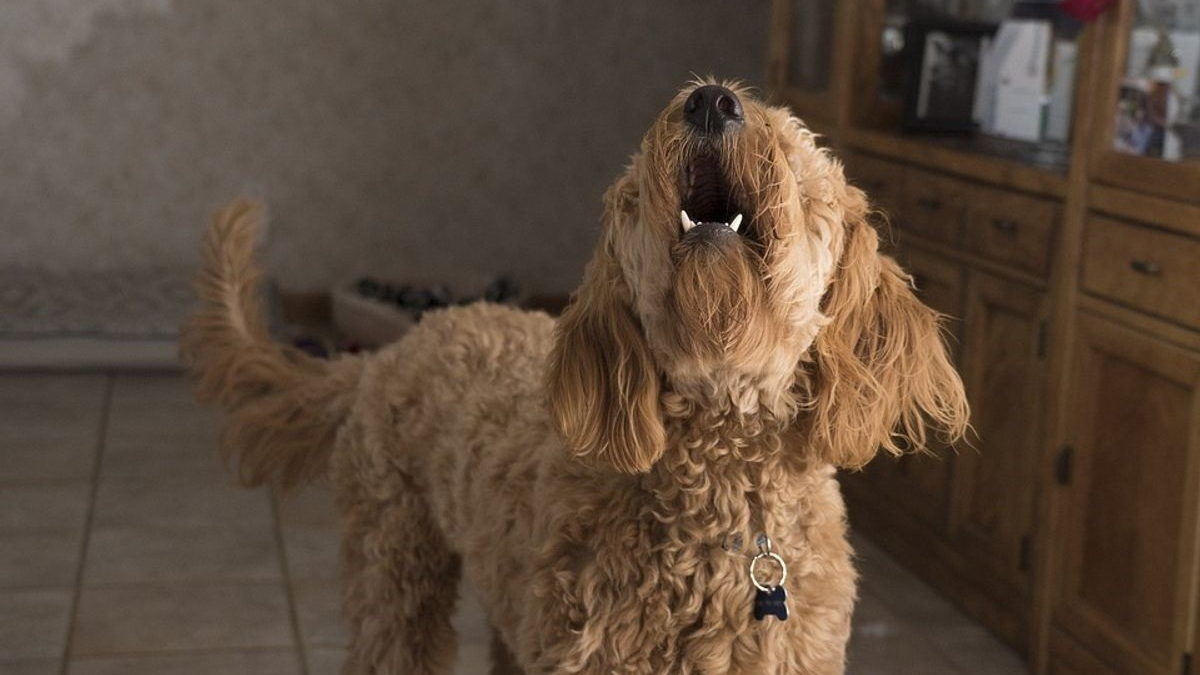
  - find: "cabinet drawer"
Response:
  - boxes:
[844,153,906,221]
[964,186,1058,277]
[899,169,967,245]
[1081,216,1200,330]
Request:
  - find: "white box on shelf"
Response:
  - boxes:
[988,19,1052,142]
[1044,39,1078,143]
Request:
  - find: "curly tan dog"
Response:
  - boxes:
[181,81,968,675]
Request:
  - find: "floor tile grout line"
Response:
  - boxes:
[42,579,294,592]
[0,479,97,488]
[42,644,302,662]
[271,489,311,675]
[58,372,116,675]
[0,527,90,537]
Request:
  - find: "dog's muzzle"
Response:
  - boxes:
[677,85,757,248]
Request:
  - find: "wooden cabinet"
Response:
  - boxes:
[843,153,1056,652]
[1051,314,1200,675]
[772,1,1200,672]
[1045,3,1200,672]
[952,272,1047,644]
[859,247,963,534]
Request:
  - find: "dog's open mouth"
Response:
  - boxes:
[680,153,749,239]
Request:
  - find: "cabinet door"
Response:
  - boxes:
[863,248,963,532]
[1088,1,1200,203]
[1052,314,1200,675]
[906,248,965,350]
[767,0,840,123]
[952,273,1047,608]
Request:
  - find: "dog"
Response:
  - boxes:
[180,80,968,675]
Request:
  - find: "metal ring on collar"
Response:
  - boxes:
[749,551,787,592]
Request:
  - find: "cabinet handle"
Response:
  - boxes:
[991,219,1018,234]
[917,197,943,211]
[1055,446,1073,485]
[1129,259,1162,276]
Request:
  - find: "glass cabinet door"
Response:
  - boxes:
[875,0,1017,107]
[1111,1,1200,162]
[852,0,1052,137]
[1092,0,1200,201]
[768,0,839,122]
[786,0,836,92]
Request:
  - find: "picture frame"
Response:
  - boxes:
[902,20,997,133]
[1113,78,1167,158]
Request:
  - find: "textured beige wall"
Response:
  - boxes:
[1,1,769,295]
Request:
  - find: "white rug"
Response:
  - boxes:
[0,267,195,370]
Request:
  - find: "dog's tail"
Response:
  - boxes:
[179,199,363,489]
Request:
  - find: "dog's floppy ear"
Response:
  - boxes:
[803,192,969,469]
[547,179,666,474]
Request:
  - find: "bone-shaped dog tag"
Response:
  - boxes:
[749,535,789,622]
[753,585,789,621]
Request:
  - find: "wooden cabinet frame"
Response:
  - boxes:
[772,2,1200,673]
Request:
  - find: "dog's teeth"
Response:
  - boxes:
[730,214,743,233]
[681,210,696,233]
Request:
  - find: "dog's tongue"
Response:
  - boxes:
[680,211,742,234]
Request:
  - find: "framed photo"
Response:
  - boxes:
[1113,79,1167,158]
[903,21,997,133]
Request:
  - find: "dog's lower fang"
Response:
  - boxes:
[681,210,697,233]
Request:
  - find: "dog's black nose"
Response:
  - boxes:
[684,85,744,133]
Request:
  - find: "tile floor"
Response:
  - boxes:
[0,372,1030,675]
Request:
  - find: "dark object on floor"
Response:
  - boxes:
[352,276,519,317]
[483,277,519,304]
[336,275,523,350]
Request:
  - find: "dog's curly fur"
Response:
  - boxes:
[181,81,968,675]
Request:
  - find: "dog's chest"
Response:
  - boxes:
[522,454,851,673]
[568,536,801,673]
[543,503,805,667]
